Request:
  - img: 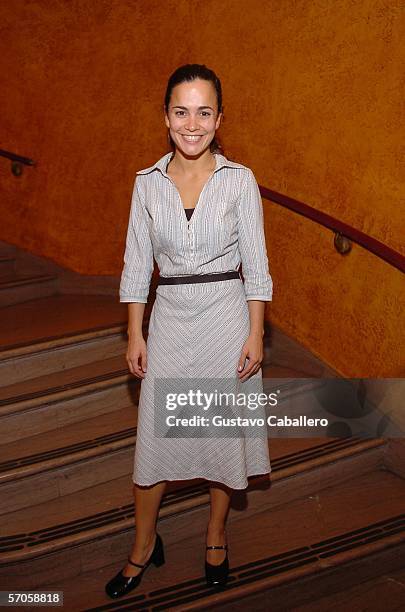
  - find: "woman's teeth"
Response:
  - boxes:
[182,135,203,142]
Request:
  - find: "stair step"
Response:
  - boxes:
[266,326,339,377]
[0,354,140,444]
[0,271,59,307]
[0,295,138,385]
[290,566,405,612]
[0,254,16,278]
[0,295,127,348]
[38,467,405,610]
[0,272,53,289]
[0,327,129,386]
[0,405,139,514]
[0,354,129,404]
[0,437,386,586]
[0,242,17,257]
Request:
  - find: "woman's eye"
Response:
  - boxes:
[174,111,211,117]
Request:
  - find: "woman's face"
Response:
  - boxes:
[164,78,222,158]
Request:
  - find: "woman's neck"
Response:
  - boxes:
[167,149,216,177]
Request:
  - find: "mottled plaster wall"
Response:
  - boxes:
[0,0,403,375]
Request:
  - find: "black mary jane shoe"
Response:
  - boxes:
[105,533,165,599]
[205,543,229,588]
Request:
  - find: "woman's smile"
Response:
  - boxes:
[181,134,204,142]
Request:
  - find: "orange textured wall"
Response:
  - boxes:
[0,0,403,376]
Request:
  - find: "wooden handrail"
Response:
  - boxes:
[259,185,405,273]
[0,148,35,165]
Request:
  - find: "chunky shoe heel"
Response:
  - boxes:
[105,533,164,599]
[205,544,229,588]
[151,534,165,567]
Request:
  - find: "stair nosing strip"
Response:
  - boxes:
[0,274,57,289]
[0,425,137,473]
[0,435,137,482]
[272,437,385,471]
[0,370,134,415]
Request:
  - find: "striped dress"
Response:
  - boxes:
[119,151,273,489]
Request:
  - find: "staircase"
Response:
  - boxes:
[0,240,404,611]
[0,242,57,306]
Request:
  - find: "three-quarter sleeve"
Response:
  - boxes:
[119,176,154,303]
[237,169,273,301]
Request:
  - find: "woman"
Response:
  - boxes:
[105,64,273,599]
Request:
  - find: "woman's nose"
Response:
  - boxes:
[185,115,199,130]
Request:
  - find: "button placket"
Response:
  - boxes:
[188,224,195,250]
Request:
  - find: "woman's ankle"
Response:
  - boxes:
[206,523,226,539]
[133,531,157,553]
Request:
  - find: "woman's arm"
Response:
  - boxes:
[236,169,273,302]
[119,176,154,304]
[237,169,273,381]
[128,302,146,340]
[127,303,148,378]
[247,300,266,338]
[237,301,265,381]
[119,175,154,378]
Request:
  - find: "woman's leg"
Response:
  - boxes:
[206,482,233,564]
[122,481,167,577]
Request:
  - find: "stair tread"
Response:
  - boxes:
[0,270,57,286]
[0,354,130,403]
[0,472,186,535]
[0,405,138,466]
[293,566,405,611]
[0,294,128,353]
[42,468,405,609]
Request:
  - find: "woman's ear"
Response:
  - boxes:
[164,111,170,129]
[215,111,223,129]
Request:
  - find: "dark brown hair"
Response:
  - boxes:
[164,64,224,154]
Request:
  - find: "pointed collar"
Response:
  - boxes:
[136,151,247,176]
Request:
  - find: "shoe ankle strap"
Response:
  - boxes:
[206,544,228,550]
[127,556,146,569]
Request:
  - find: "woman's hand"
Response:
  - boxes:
[237,332,263,382]
[126,335,148,379]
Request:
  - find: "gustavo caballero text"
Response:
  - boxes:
[166,415,329,427]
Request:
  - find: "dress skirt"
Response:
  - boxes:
[133,276,271,490]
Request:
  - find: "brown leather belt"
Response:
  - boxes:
[157,270,241,286]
